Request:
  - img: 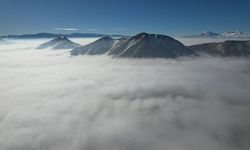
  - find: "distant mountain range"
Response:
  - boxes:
[0,32,124,39]
[71,32,197,58]
[71,36,117,55]
[189,40,250,56]
[37,35,81,49]
[34,32,250,58]
[184,31,250,38]
[71,32,250,58]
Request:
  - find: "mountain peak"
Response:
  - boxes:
[97,36,113,41]
[184,31,250,38]
[133,32,173,40]
[71,32,196,58]
[56,35,67,40]
[189,40,250,56]
[137,32,150,36]
[134,32,151,39]
[37,36,81,50]
[71,37,116,55]
[199,31,219,37]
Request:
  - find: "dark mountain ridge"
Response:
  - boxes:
[189,40,250,56]
[71,32,197,58]
[0,32,124,39]
[37,35,81,50]
[71,37,117,55]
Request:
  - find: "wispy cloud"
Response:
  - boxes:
[88,28,98,31]
[113,28,128,31]
[54,28,79,31]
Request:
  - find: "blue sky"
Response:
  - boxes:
[1,0,250,36]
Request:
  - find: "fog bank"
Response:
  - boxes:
[0,40,250,150]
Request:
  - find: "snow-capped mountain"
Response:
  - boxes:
[109,32,197,58]
[37,36,81,50]
[71,37,118,55]
[189,40,250,56]
[221,31,250,38]
[71,32,197,58]
[184,31,250,38]
[183,31,220,38]
[199,31,220,38]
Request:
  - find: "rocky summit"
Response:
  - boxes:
[189,40,250,56]
[71,32,197,58]
[37,35,81,50]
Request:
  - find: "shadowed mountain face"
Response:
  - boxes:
[71,37,117,55]
[71,32,197,58]
[37,36,81,50]
[189,40,250,56]
[109,32,196,58]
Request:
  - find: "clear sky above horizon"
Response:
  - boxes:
[1,0,250,36]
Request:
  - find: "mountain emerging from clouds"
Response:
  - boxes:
[189,40,250,56]
[37,35,81,50]
[220,31,250,38]
[109,33,197,58]
[71,37,117,55]
[184,31,250,38]
[71,32,197,58]
[0,33,124,39]
[198,31,220,38]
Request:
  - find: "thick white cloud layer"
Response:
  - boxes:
[0,39,250,150]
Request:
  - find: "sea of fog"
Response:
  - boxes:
[0,38,250,150]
